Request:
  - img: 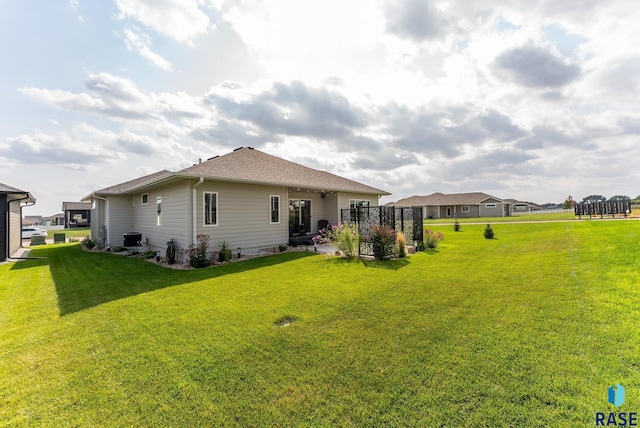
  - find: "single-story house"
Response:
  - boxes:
[502,199,544,213]
[62,201,92,228]
[1,183,36,262]
[82,147,390,257]
[23,215,44,226]
[44,213,65,227]
[392,192,513,219]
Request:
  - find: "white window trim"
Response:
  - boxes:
[156,196,162,226]
[204,191,218,227]
[349,199,370,209]
[461,206,470,213]
[485,203,497,208]
[270,195,280,224]
[132,196,136,206]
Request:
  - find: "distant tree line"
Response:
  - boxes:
[557,194,640,209]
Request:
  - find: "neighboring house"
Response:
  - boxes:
[392,192,512,219]
[62,202,92,228]
[82,147,390,257]
[503,199,544,214]
[44,213,65,226]
[23,215,44,226]
[0,183,36,262]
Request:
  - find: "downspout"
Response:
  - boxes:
[192,177,204,244]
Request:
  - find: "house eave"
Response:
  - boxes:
[174,172,390,196]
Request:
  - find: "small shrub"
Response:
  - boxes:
[314,223,360,258]
[416,240,426,251]
[138,250,158,259]
[187,234,211,268]
[112,246,128,252]
[218,240,232,262]
[484,224,495,239]
[81,237,96,249]
[424,229,444,249]
[371,224,396,260]
[396,231,407,258]
[278,244,288,252]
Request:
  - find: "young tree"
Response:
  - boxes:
[562,195,575,209]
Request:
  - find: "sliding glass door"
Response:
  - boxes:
[289,199,311,235]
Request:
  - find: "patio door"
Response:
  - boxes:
[289,199,311,235]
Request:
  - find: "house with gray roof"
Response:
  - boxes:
[62,201,92,228]
[392,192,512,219]
[83,147,390,258]
[1,183,36,262]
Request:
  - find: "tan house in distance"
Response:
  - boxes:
[391,192,540,219]
[83,147,390,257]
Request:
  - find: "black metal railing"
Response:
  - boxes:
[341,206,423,256]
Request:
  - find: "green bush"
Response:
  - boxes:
[484,224,495,239]
[314,223,360,258]
[81,237,96,249]
[371,225,396,260]
[424,229,444,249]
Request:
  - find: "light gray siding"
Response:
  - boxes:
[131,181,191,252]
[196,181,289,252]
[108,196,134,248]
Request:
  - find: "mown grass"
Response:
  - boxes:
[2,220,640,426]
[425,211,576,223]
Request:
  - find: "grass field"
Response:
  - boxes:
[2,220,640,426]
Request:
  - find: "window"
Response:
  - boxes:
[461,206,470,213]
[142,194,148,204]
[485,203,496,208]
[156,197,162,226]
[270,195,280,223]
[204,192,218,226]
[516,205,526,211]
[349,199,370,209]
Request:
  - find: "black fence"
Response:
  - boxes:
[574,201,632,218]
[341,206,423,256]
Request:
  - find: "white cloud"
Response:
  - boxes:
[115,0,212,45]
[123,28,173,71]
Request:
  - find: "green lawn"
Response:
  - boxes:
[425,211,577,223]
[2,220,640,426]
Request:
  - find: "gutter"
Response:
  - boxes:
[192,177,204,244]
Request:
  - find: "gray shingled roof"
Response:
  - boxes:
[0,182,35,203]
[393,192,503,206]
[92,170,172,195]
[86,148,389,197]
[62,202,92,211]
[178,147,389,194]
[0,183,28,194]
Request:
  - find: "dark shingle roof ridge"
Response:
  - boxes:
[178,147,389,195]
[96,169,172,194]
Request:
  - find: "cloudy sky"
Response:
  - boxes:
[2,1,639,216]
